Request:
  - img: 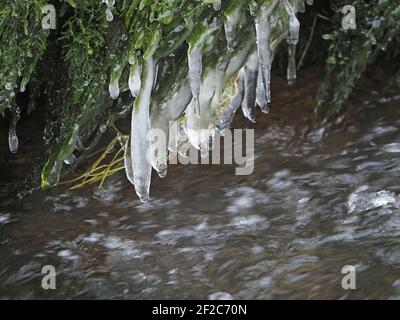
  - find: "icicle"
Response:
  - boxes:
[148,126,168,179]
[242,50,258,123]
[287,43,297,86]
[130,57,155,202]
[129,63,142,98]
[188,39,204,117]
[109,80,119,99]
[150,79,192,178]
[124,138,134,186]
[217,70,245,130]
[168,120,179,153]
[256,64,269,113]
[281,0,300,45]
[109,64,123,100]
[186,68,216,152]
[209,57,231,149]
[224,5,242,53]
[187,23,217,118]
[8,105,20,154]
[255,4,272,103]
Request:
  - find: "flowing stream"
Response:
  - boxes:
[1,75,400,299]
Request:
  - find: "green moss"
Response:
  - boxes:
[0,0,49,113]
[317,0,400,113]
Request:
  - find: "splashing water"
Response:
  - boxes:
[255,3,273,104]
[130,58,155,202]
[4,87,400,299]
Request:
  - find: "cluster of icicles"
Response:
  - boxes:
[114,0,311,202]
[5,0,311,202]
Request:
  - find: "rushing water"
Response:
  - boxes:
[1,79,400,299]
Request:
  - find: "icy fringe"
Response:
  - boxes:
[29,0,307,200]
[118,0,307,202]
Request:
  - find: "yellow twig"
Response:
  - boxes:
[58,134,128,190]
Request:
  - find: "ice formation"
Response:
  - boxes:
[31,0,307,201]
[122,0,305,201]
[130,57,155,202]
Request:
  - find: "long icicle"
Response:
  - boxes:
[130,57,155,202]
[256,64,269,113]
[224,5,242,53]
[242,50,259,123]
[281,0,300,45]
[188,35,206,117]
[255,4,272,103]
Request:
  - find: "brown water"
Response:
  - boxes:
[1,75,400,299]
